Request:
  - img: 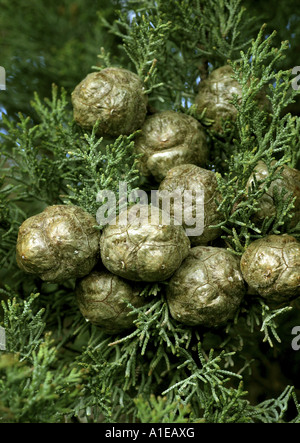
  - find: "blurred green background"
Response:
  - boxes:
[1,0,300,118]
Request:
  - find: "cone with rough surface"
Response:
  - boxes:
[195,65,269,133]
[166,246,245,327]
[16,205,100,283]
[158,164,223,245]
[246,161,300,228]
[76,270,146,334]
[71,67,148,137]
[240,234,300,305]
[100,204,190,282]
[134,110,209,182]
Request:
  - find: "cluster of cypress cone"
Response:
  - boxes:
[16,66,300,334]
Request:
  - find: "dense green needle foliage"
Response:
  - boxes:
[0,0,300,423]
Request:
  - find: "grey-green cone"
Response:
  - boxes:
[76,270,146,334]
[100,204,190,282]
[134,110,209,182]
[16,205,100,283]
[166,246,245,327]
[240,235,300,305]
[72,67,148,137]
